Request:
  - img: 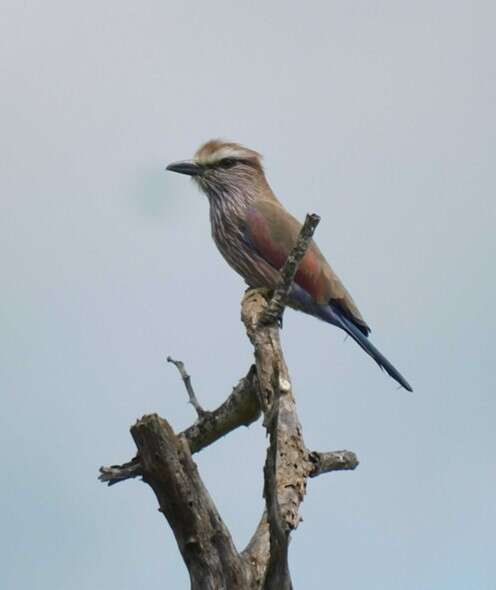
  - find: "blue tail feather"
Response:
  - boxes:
[289,285,413,392]
[330,306,413,392]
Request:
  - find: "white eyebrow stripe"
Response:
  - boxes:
[196,146,252,165]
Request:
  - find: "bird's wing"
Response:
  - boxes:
[245,200,370,334]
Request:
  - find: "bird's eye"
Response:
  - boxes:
[219,158,237,169]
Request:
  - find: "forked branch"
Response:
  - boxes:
[99,367,260,485]
[99,212,359,590]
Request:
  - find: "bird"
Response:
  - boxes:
[166,140,412,392]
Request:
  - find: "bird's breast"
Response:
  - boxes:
[209,202,279,289]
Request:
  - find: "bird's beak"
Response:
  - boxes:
[166,160,203,176]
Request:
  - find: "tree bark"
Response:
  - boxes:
[131,414,251,589]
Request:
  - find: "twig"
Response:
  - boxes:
[167,356,205,417]
[260,213,320,326]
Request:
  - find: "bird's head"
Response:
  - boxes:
[166,140,266,198]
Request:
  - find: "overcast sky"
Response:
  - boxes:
[1,2,495,589]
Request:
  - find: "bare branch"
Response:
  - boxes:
[183,366,260,454]
[98,457,142,485]
[240,212,350,588]
[242,289,313,590]
[167,356,206,417]
[309,450,359,477]
[100,212,361,589]
[99,368,261,486]
[260,213,320,326]
[242,453,359,588]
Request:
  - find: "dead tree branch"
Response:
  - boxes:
[99,367,260,485]
[242,289,311,590]
[99,212,359,589]
[235,213,322,588]
[183,366,260,454]
[132,414,251,589]
[98,457,142,485]
[167,355,206,417]
[309,450,359,477]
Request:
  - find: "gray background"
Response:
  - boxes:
[1,2,495,589]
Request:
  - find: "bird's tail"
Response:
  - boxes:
[327,305,413,392]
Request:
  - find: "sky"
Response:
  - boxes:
[1,1,495,589]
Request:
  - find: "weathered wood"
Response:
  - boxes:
[309,450,359,477]
[99,211,360,589]
[242,513,270,589]
[131,414,250,590]
[242,289,312,590]
[183,366,260,454]
[98,456,142,485]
